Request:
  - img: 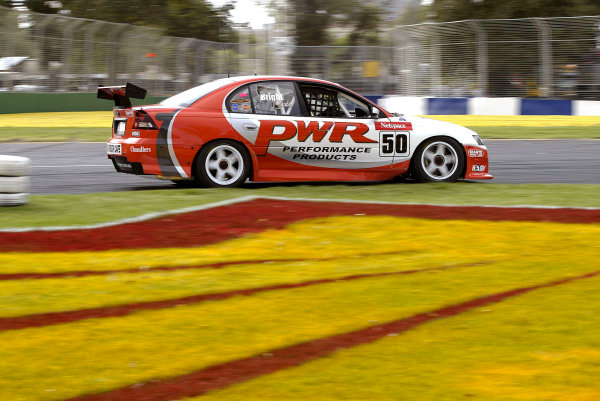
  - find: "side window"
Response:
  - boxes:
[299,84,370,118]
[338,92,370,118]
[300,85,345,118]
[250,82,300,116]
[228,85,253,113]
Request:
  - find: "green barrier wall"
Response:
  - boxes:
[0,93,167,114]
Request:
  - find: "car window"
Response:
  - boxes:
[228,85,253,113]
[250,82,300,116]
[299,84,370,118]
[338,92,370,118]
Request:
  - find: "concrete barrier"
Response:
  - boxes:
[378,96,600,116]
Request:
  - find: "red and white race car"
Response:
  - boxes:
[100,76,492,187]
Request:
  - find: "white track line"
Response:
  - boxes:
[1,195,598,233]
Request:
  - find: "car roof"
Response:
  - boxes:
[228,75,342,86]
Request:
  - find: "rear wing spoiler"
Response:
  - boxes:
[97,82,147,108]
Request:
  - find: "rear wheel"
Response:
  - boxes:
[413,138,464,182]
[195,140,250,187]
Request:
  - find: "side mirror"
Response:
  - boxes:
[371,106,379,118]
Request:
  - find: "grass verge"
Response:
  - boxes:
[471,125,600,139]
[1,183,600,229]
[0,127,109,142]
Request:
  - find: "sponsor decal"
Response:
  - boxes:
[231,104,239,111]
[375,122,413,131]
[260,93,283,102]
[469,149,485,158]
[472,164,486,172]
[125,110,134,117]
[239,92,248,97]
[242,104,251,111]
[255,120,376,154]
[231,98,251,104]
[132,131,140,137]
[129,145,152,153]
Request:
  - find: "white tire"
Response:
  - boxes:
[0,176,30,193]
[0,155,31,177]
[0,193,29,206]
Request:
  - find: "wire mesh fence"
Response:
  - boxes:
[1,5,599,99]
[395,16,600,99]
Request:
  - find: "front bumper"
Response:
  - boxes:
[463,145,493,180]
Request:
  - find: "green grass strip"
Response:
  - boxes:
[2,183,600,229]
[471,125,600,139]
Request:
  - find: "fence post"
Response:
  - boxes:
[533,17,553,97]
[60,18,85,89]
[177,37,195,91]
[470,20,488,97]
[106,23,128,83]
[84,21,104,83]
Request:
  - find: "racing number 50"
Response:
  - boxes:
[380,133,409,157]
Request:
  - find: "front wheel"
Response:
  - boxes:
[195,141,250,187]
[413,138,464,182]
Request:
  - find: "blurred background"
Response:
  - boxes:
[0,0,599,99]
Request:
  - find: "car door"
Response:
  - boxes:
[284,82,393,170]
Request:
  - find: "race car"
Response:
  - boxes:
[100,77,492,187]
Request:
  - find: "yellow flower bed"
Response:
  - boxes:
[0,111,113,127]
[1,215,599,400]
[2,260,598,401]
[3,216,599,275]
[424,115,600,127]
[194,275,600,401]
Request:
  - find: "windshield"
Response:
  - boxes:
[160,78,236,107]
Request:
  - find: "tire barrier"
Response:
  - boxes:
[0,155,31,206]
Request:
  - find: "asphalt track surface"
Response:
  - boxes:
[1,139,598,195]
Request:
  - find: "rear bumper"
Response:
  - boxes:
[109,155,145,175]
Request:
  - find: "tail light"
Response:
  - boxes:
[133,110,157,129]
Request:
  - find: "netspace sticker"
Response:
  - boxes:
[375,122,413,131]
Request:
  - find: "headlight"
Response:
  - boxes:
[472,134,484,146]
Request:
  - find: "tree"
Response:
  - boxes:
[347,5,383,46]
[23,0,236,41]
[429,0,600,22]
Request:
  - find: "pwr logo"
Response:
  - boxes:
[254,120,376,155]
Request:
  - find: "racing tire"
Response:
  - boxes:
[0,155,31,177]
[413,137,464,182]
[195,140,250,188]
[0,176,30,193]
[0,193,29,206]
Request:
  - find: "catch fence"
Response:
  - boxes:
[1,6,598,99]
